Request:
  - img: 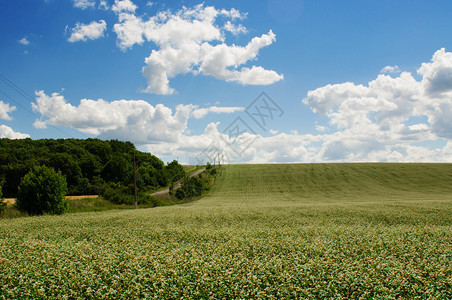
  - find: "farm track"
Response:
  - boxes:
[150,168,205,197]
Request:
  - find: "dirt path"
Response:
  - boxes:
[151,168,206,197]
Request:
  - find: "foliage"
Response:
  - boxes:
[0,138,185,198]
[16,166,68,215]
[0,163,451,298]
[175,174,210,200]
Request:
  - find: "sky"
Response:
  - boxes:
[1,0,452,164]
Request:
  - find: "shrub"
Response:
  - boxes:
[175,177,206,200]
[16,166,68,215]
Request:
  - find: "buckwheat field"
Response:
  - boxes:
[1,164,451,298]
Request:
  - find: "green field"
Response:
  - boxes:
[1,163,451,298]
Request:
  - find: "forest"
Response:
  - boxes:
[0,138,185,201]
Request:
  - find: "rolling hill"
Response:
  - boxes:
[0,163,451,298]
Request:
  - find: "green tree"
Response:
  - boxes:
[16,166,68,215]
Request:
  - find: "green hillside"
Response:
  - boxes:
[0,164,451,298]
[208,163,452,203]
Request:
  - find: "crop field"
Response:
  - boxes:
[0,163,451,298]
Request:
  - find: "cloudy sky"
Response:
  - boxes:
[1,0,452,164]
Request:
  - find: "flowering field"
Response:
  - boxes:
[1,163,451,298]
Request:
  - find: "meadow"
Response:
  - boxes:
[0,163,451,298]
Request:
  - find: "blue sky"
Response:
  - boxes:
[1,0,452,164]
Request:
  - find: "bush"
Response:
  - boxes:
[16,166,68,215]
[175,177,206,200]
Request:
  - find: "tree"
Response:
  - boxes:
[16,166,68,215]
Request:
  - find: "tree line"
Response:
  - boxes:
[0,138,185,202]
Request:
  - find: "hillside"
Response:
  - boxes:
[208,163,452,203]
[0,164,451,298]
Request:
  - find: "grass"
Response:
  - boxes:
[0,163,451,298]
[0,197,155,218]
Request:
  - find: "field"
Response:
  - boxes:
[0,163,451,298]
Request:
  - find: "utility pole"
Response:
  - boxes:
[133,151,137,209]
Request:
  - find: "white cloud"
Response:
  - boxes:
[223,21,247,35]
[112,4,283,94]
[220,8,247,20]
[0,125,29,139]
[145,48,452,164]
[32,91,192,143]
[113,13,145,49]
[32,91,245,145]
[0,101,16,120]
[73,0,95,10]
[299,48,452,162]
[418,48,452,96]
[68,20,107,42]
[192,106,244,119]
[315,125,328,132]
[380,65,400,74]
[112,0,137,14]
[18,37,29,45]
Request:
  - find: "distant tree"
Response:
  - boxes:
[206,162,212,170]
[16,166,68,215]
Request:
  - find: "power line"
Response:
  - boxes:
[0,73,89,139]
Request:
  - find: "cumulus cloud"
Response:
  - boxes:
[32,91,247,145]
[0,101,16,120]
[418,48,452,96]
[299,48,452,162]
[112,0,137,14]
[192,106,244,119]
[112,4,283,94]
[68,20,107,42]
[73,0,95,10]
[144,48,452,164]
[0,125,29,139]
